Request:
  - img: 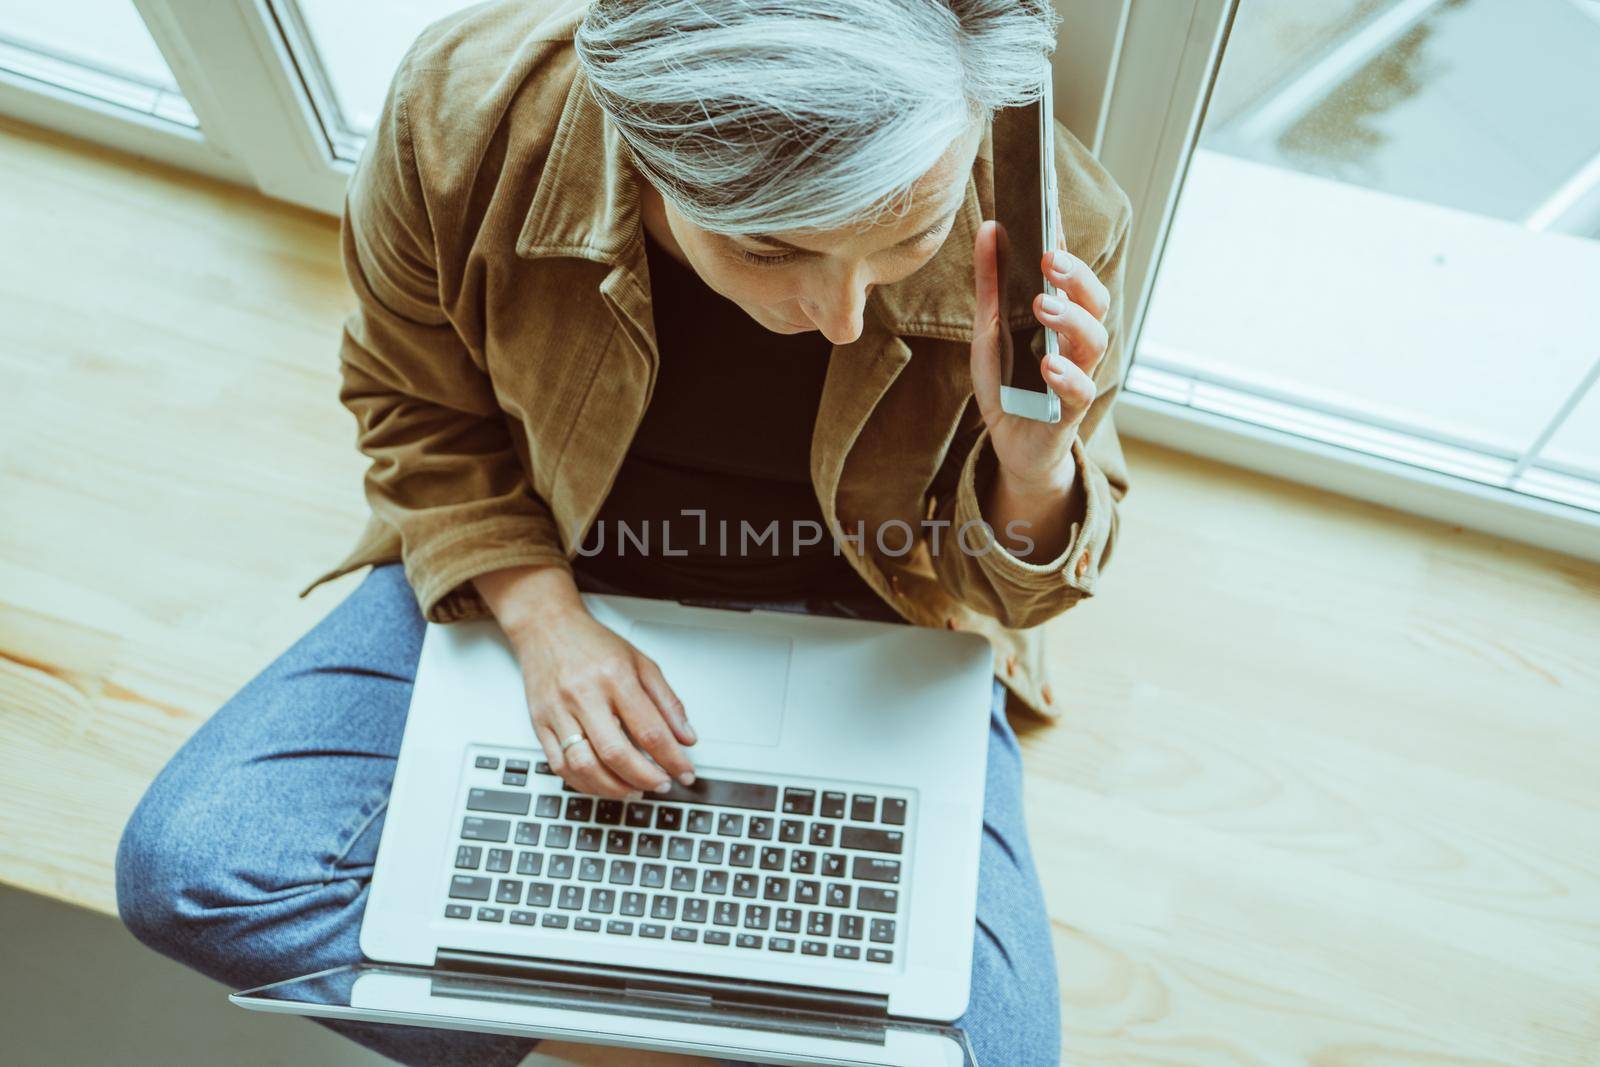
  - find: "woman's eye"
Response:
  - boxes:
[738,248,795,267]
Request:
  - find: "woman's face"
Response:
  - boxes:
[640,124,984,347]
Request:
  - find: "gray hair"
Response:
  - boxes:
[574,0,1059,235]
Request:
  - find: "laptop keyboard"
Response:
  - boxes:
[444,747,911,968]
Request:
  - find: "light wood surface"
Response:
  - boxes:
[1,117,1597,1066]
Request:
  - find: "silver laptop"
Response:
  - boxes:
[232,593,995,1065]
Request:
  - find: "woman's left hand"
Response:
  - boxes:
[969,219,1110,498]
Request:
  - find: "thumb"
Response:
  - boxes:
[971,220,1006,424]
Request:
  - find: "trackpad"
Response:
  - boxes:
[626,622,790,748]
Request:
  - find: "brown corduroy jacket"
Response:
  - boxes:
[306,0,1133,720]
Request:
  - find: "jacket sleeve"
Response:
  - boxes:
[338,62,569,623]
[927,195,1132,630]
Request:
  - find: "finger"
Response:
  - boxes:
[635,653,698,748]
[613,674,696,788]
[532,718,566,775]
[1041,352,1097,415]
[575,694,674,794]
[1041,250,1110,322]
[969,219,1006,424]
[550,703,638,799]
[1033,291,1108,374]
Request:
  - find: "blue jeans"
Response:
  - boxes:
[116,566,1060,1066]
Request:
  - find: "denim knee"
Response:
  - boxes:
[114,778,196,959]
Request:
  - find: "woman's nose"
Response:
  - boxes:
[803,278,871,347]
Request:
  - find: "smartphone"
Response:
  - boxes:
[991,64,1063,423]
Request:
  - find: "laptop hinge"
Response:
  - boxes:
[435,949,889,1018]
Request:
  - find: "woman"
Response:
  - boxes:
[116,1,1131,1064]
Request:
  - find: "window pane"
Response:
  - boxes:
[0,0,194,125]
[286,0,477,148]
[1538,373,1600,483]
[1139,0,1600,509]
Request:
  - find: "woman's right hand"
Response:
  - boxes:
[474,565,698,799]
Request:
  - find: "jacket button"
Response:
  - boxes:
[889,574,902,594]
[945,617,957,630]
[1041,684,1054,706]
[1005,655,1017,677]
[1075,551,1091,578]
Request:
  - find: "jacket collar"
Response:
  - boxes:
[517,67,983,344]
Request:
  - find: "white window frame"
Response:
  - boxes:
[1,0,1594,562]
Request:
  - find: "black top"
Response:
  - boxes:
[571,233,879,604]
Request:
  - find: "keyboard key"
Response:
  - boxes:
[547,855,575,879]
[534,795,562,818]
[502,772,527,787]
[486,849,513,874]
[445,903,472,919]
[682,897,709,923]
[717,813,744,837]
[794,881,821,905]
[475,756,500,770]
[801,940,827,956]
[558,885,585,910]
[506,759,531,774]
[640,864,667,888]
[468,788,530,816]
[821,853,846,878]
[881,798,907,825]
[769,937,796,952]
[454,845,482,870]
[637,833,665,858]
[625,802,654,827]
[839,915,863,940]
[541,913,568,929]
[655,806,683,831]
[713,901,739,926]
[607,920,634,935]
[701,869,729,895]
[461,817,510,843]
[527,882,554,907]
[545,825,573,849]
[833,944,860,960]
[621,892,647,916]
[534,761,551,775]
[575,827,603,852]
[667,837,694,862]
[449,876,492,901]
[651,895,678,920]
[589,888,616,914]
[608,860,636,885]
[789,849,817,875]
[478,907,505,922]
[732,873,759,898]
[781,788,816,816]
[779,820,804,843]
[729,844,755,868]
[647,778,778,812]
[510,910,538,926]
[704,930,732,945]
[809,823,835,847]
[820,791,847,819]
[565,797,593,822]
[858,888,899,913]
[825,883,852,908]
[605,830,634,854]
[578,857,605,882]
[806,911,833,937]
[763,877,790,902]
[575,917,601,932]
[851,794,877,822]
[870,918,896,943]
[748,817,774,841]
[596,800,624,825]
[776,908,801,933]
[516,851,543,877]
[840,827,903,854]
[672,926,699,943]
[640,923,666,939]
[760,847,786,871]
[736,933,764,949]
[853,857,901,883]
[686,809,713,834]
[697,841,725,865]
[515,822,541,846]
[867,948,893,964]
[671,867,697,892]
[744,905,771,930]
[495,879,523,904]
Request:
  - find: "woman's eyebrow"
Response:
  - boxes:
[743,209,959,253]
